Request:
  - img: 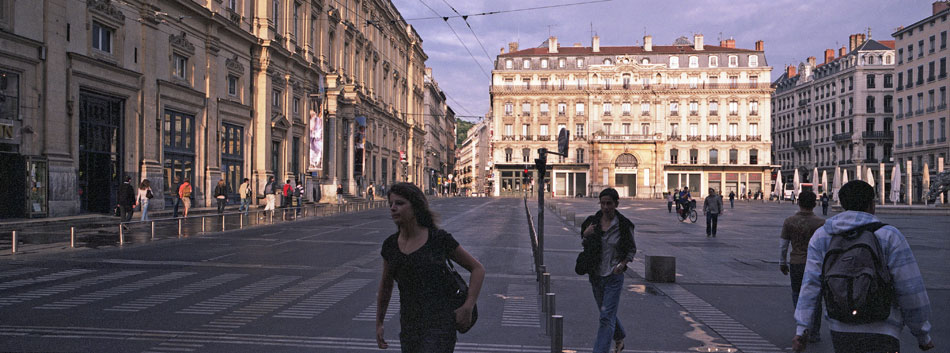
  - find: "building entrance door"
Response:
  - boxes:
[0,153,26,218]
[615,173,637,197]
[78,91,123,214]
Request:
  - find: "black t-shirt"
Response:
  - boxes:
[381,228,460,327]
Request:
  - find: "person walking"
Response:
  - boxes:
[282,179,293,208]
[666,191,673,213]
[117,176,136,224]
[580,188,637,353]
[264,176,276,211]
[703,189,723,237]
[135,179,153,221]
[728,190,735,208]
[367,183,376,201]
[238,178,251,215]
[779,190,825,343]
[172,177,182,218]
[791,181,935,353]
[336,184,344,204]
[295,181,304,215]
[178,178,192,218]
[375,182,485,352]
[820,193,830,216]
[214,179,229,214]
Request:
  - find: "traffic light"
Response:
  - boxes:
[523,168,530,183]
[557,128,570,156]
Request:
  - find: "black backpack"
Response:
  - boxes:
[821,222,894,324]
[575,216,602,275]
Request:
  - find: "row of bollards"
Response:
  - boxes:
[8,201,389,254]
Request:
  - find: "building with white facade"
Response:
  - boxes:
[456,119,489,196]
[490,34,773,198]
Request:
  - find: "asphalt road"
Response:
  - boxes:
[0,197,946,353]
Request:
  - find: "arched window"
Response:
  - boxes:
[615,153,638,169]
[604,58,612,65]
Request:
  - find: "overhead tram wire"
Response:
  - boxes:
[398,0,614,22]
[440,0,494,67]
[417,0,491,79]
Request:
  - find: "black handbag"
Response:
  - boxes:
[445,257,478,333]
[113,205,122,217]
[146,189,153,199]
[575,216,602,275]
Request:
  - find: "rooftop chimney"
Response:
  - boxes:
[593,35,601,52]
[824,49,835,64]
[508,42,519,53]
[573,43,582,47]
[720,38,736,48]
[425,67,432,78]
[935,1,950,15]
[643,35,652,51]
[500,47,505,54]
[839,46,847,57]
[755,40,764,51]
[694,34,704,51]
[849,33,866,52]
[548,36,558,54]
[807,56,816,67]
[787,65,797,78]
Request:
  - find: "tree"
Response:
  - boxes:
[456,118,475,147]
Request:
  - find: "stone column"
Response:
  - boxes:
[879,162,885,205]
[322,115,338,202]
[346,118,356,193]
[906,160,913,206]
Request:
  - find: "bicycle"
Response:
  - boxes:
[675,201,698,223]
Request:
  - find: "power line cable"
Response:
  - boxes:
[399,0,613,21]
[417,0,490,79]
[441,0,494,67]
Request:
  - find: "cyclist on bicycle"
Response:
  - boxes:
[677,187,692,219]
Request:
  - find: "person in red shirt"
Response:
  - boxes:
[282,180,292,208]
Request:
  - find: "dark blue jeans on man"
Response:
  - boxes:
[589,272,625,353]
[790,263,822,339]
[705,212,719,237]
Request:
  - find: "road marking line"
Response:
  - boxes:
[501,284,540,328]
[36,272,194,310]
[176,275,299,315]
[0,271,142,308]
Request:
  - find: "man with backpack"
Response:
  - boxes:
[791,180,934,353]
[779,190,826,343]
[282,179,293,208]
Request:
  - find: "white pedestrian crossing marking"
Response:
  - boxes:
[0,267,45,279]
[0,271,143,308]
[176,275,299,315]
[274,278,371,319]
[353,289,399,321]
[105,273,246,312]
[35,272,195,310]
[0,269,95,291]
[500,284,540,327]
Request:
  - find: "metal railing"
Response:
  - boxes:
[5,201,389,254]
[523,197,564,352]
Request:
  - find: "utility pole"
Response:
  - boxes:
[535,129,570,266]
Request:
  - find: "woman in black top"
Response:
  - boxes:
[376,182,485,352]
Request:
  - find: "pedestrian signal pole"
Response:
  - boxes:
[536,129,570,266]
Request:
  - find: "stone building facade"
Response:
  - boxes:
[892,1,949,203]
[422,68,457,195]
[0,0,425,218]
[456,119,489,196]
[490,35,773,199]
[771,35,897,200]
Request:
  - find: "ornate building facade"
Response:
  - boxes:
[892,1,949,203]
[456,118,489,196]
[771,34,897,200]
[0,0,425,218]
[490,35,773,198]
[423,68,457,195]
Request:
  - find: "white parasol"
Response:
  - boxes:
[889,164,901,204]
[832,166,842,201]
[842,169,849,186]
[773,170,783,199]
[923,163,931,203]
[813,168,820,194]
[821,170,829,196]
[867,166,876,188]
[793,169,801,198]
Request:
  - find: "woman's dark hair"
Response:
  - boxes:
[139,179,150,189]
[839,180,875,211]
[598,188,619,202]
[389,182,438,228]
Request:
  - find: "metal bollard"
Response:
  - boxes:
[11,231,16,253]
[270,211,274,224]
[151,222,155,240]
[221,215,226,232]
[541,273,551,296]
[550,315,563,353]
[201,217,206,233]
[119,224,124,245]
[178,218,182,238]
[70,227,75,248]
[545,293,556,336]
[240,214,244,229]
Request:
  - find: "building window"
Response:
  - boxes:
[522,148,530,162]
[603,103,612,116]
[729,149,738,164]
[504,102,513,116]
[293,2,300,40]
[576,149,585,163]
[557,102,567,116]
[523,59,530,69]
[748,55,758,67]
[521,124,529,136]
[603,123,611,134]
[749,101,759,115]
[521,102,530,116]
[728,55,738,67]
[689,101,698,115]
[540,124,549,136]
[504,124,513,136]
[709,56,718,67]
[709,101,718,115]
[227,75,238,96]
[709,123,718,136]
[272,0,280,32]
[504,148,512,162]
[272,89,282,109]
[867,96,876,113]
[867,74,875,88]
[603,58,612,65]
[729,123,738,137]
[641,123,650,135]
[670,123,679,137]
[505,59,513,69]
[884,74,893,88]
[688,56,698,68]
[709,149,719,164]
[728,101,738,115]
[689,123,698,137]
[575,103,585,116]
[670,149,678,164]
[669,56,679,68]
[173,54,188,79]
[540,102,549,114]
[541,59,548,68]
[749,123,758,136]
[622,102,631,115]
[576,58,584,68]
[0,71,19,120]
[689,149,698,164]
[622,123,631,135]
[640,102,650,115]
[749,149,758,165]
[292,96,300,118]
[670,102,679,115]
[558,58,565,68]
[91,22,113,54]
[575,123,585,137]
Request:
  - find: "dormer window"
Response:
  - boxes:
[505,59,513,69]
[669,56,679,68]
[728,55,738,67]
[541,59,548,68]
[523,59,530,69]
[576,58,584,68]
[709,56,718,67]
[641,58,650,64]
[688,56,698,68]
[604,58,612,65]
[748,55,758,67]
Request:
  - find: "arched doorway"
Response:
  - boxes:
[614,153,638,197]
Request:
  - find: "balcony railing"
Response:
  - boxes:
[862,131,894,139]
[667,135,681,141]
[832,132,853,142]
[686,135,702,141]
[726,135,742,141]
[864,158,879,163]
[502,135,515,141]
[593,134,657,142]
[747,135,762,141]
[707,135,720,141]
[574,135,587,141]
[521,135,534,141]
[537,135,551,141]
[792,140,812,149]
[489,82,773,93]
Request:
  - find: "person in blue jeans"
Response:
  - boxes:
[581,188,637,353]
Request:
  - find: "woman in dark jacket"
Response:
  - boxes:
[214,179,229,214]
[581,188,636,353]
[376,182,485,352]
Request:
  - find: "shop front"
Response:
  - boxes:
[552,164,588,197]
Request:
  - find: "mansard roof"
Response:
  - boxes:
[500,45,758,57]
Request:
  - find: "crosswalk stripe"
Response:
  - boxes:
[0,269,95,291]
[36,272,195,310]
[501,284,540,328]
[106,273,246,312]
[0,271,143,307]
[353,289,399,321]
[0,267,46,279]
[273,278,371,319]
[176,275,299,315]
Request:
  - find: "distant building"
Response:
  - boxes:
[423,68,457,194]
[892,1,949,202]
[490,34,773,198]
[456,119,490,196]
[771,34,897,198]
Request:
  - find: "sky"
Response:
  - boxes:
[390,0,940,122]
